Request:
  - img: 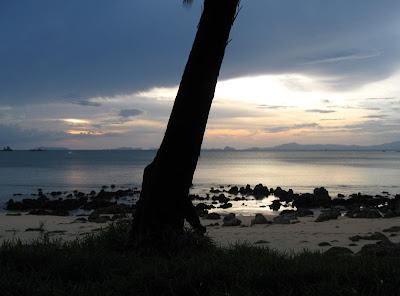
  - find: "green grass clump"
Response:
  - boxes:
[1,220,399,295]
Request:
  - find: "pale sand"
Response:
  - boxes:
[1,212,400,253]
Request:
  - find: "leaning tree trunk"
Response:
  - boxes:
[132,0,240,236]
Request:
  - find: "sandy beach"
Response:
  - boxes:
[2,212,399,254]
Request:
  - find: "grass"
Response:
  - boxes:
[1,220,400,296]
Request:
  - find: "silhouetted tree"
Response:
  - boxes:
[132,0,240,236]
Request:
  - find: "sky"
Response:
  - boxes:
[1,0,400,149]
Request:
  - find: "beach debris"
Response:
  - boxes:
[315,209,341,222]
[222,213,241,226]
[203,213,221,220]
[382,226,400,233]
[251,214,270,226]
[324,247,354,256]
[349,232,389,243]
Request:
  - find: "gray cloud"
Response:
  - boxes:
[301,52,381,65]
[257,105,294,110]
[119,109,144,118]
[363,114,387,119]
[264,122,319,133]
[72,100,102,107]
[306,109,336,114]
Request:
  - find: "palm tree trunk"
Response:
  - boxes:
[132,0,240,236]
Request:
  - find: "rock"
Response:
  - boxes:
[228,186,239,195]
[318,242,331,246]
[292,188,332,208]
[273,215,292,224]
[357,241,400,257]
[349,243,358,246]
[6,213,21,216]
[94,216,111,223]
[73,217,87,223]
[349,232,389,242]
[223,213,236,222]
[112,213,127,220]
[324,247,354,256]
[203,213,221,220]
[346,208,382,219]
[111,184,116,189]
[223,218,241,226]
[219,203,232,209]
[383,226,400,233]
[337,193,345,198]
[269,200,281,211]
[92,204,132,215]
[251,214,270,226]
[239,184,252,195]
[25,227,43,232]
[254,240,269,244]
[253,184,269,197]
[315,209,341,222]
[296,208,314,217]
[223,213,241,226]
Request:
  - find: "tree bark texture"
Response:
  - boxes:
[132,0,240,236]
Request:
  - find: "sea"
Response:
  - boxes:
[1,150,400,213]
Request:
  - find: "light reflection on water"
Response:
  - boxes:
[0,150,399,205]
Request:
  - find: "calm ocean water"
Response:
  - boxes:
[1,150,400,208]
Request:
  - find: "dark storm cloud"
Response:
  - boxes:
[1,0,399,106]
[264,122,319,133]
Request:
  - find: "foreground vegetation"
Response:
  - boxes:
[1,220,400,296]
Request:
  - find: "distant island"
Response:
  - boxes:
[203,141,400,151]
[1,146,13,151]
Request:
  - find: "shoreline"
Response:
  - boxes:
[1,212,400,254]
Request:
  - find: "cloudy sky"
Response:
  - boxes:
[1,0,400,149]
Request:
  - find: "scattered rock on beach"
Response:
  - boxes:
[223,213,241,226]
[383,226,400,233]
[203,213,221,220]
[269,200,281,211]
[318,242,331,246]
[251,214,270,226]
[346,208,382,219]
[315,209,341,222]
[254,240,269,244]
[357,240,400,257]
[324,247,354,256]
[273,215,293,224]
[253,184,269,198]
[349,232,389,243]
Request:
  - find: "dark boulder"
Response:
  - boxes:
[219,203,232,209]
[349,232,389,243]
[253,184,269,197]
[203,213,221,220]
[251,214,270,226]
[228,186,239,195]
[315,209,341,222]
[324,247,354,256]
[269,200,281,211]
[346,208,382,219]
[222,213,241,226]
